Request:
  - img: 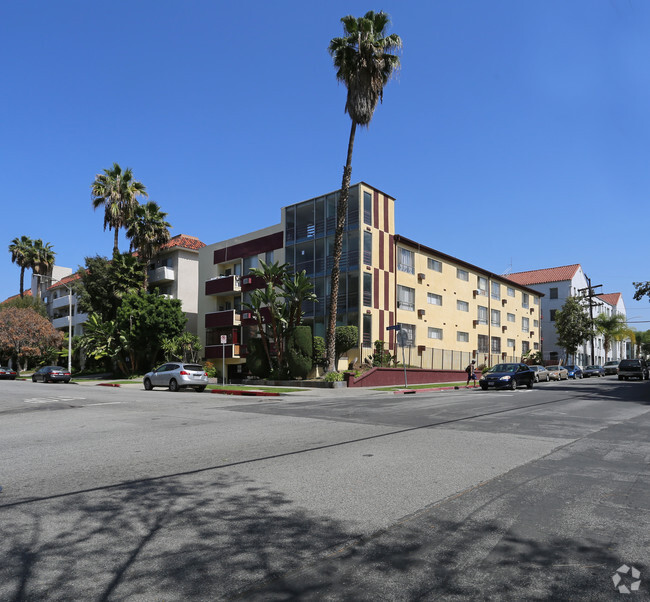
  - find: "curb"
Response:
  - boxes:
[210,389,280,397]
[393,385,479,394]
[96,383,121,387]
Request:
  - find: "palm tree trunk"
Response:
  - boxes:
[19,267,25,298]
[113,229,120,257]
[326,121,357,372]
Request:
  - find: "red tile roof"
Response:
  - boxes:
[46,272,82,290]
[2,290,33,303]
[598,292,622,307]
[506,264,581,286]
[159,234,206,252]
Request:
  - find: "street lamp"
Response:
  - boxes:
[36,274,73,374]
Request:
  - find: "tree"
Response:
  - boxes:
[91,163,148,255]
[633,281,650,302]
[594,313,631,362]
[77,314,129,375]
[161,332,202,363]
[8,235,33,298]
[0,307,63,370]
[75,253,143,322]
[30,239,56,298]
[555,296,592,363]
[335,325,359,367]
[1,294,47,317]
[126,200,171,289]
[325,11,401,372]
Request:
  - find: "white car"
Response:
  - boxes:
[143,363,208,392]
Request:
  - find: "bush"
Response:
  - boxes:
[324,371,344,382]
[204,360,217,378]
[313,336,326,367]
[286,326,312,379]
[246,338,271,379]
[335,326,359,364]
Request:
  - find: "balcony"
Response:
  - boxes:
[205,275,241,296]
[205,310,241,328]
[205,344,242,359]
[148,266,175,284]
[51,294,73,310]
[52,313,87,330]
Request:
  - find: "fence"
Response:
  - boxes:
[374,346,524,371]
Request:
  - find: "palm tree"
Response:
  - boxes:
[325,11,401,372]
[30,239,56,299]
[8,235,34,298]
[594,313,631,362]
[125,201,171,289]
[91,163,148,255]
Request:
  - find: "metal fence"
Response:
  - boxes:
[388,346,523,371]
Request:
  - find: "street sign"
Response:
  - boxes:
[396,331,409,347]
[386,324,401,331]
[221,335,228,344]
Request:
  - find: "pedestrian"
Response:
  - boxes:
[466,360,477,387]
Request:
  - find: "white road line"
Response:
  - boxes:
[85,402,125,406]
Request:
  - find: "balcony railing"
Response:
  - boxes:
[148,266,175,284]
[205,344,241,359]
[205,310,241,328]
[205,275,241,296]
[51,295,73,310]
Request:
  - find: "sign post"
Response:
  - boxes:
[396,330,409,389]
[221,335,227,385]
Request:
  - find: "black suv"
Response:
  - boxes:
[617,359,649,381]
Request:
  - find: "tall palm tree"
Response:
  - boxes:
[594,312,631,362]
[325,11,401,372]
[30,239,56,299]
[8,235,34,298]
[125,201,171,289]
[91,163,148,256]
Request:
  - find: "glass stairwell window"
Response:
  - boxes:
[398,248,415,274]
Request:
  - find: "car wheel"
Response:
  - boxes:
[144,378,153,391]
[527,380,534,389]
[480,384,488,391]
[509,379,517,391]
[534,375,539,383]
[169,379,179,392]
[32,375,37,382]
[618,376,623,380]
[195,386,206,393]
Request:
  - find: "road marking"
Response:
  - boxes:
[85,402,125,406]
[24,396,86,404]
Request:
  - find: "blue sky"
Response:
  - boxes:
[3,1,650,326]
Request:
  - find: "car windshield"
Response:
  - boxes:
[565,365,576,370]
[547,366,560,370]
[605,361,618,365]
[586,366,598,370]
[490,364,516,373]
[184,365,204,371]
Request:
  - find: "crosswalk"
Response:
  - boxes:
[23,395,87,404]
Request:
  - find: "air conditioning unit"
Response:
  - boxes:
[418,309,425,317]
[242,276,253,285]
[417,273,425,280]
[502,299,507,306]
[242,311,252,320]
[502,325,507,332]
[473,319,479,327]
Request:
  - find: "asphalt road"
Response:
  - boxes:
[0,377,648,600]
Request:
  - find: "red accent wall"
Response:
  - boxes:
[346,367,466,387]
[214,231,283,264]
[389,310,395,349]
[384,195,389,232]
[384,271,389,310]
[379,231,384,270]
[389,235,394,273]
[373,190,379,229]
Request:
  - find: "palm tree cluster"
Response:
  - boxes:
[91,163,171,288]
[8,236,56,298]
[325,11,401,372]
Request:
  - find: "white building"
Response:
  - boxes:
[507,264,629,365]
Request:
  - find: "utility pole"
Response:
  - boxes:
[578,278,602,366]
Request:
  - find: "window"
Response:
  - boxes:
[507,286,515,297]
[457,331,469,342]
[507,313,515,323]
[243,255,258,273]
[363,191,372,225]
[478,334,489,353]
[522,317,530,333]
[507,338,515,348]
[550,309,557,322]
[363,231,372,265]
[428,258,442,272]
[398,323,415,346]
[491,337,501,354]
[265,250,274,264]
[477,306,488,325]
[522,293,530,309]
[534,296,539,305]
[428,292,442,306]
[533,320,539,328]
[534,342,539,350]
[398,248,415,274]
[398,285,415,311]
[550,288,558,299]
[477,276,488,294]
[491,282,500,301]
[522,341,530,354]
[457,268,469,281]
[457,300,469,312]
[363,273,372,307]
[491,309,501,327]
[363,313,372,347]
[428,327,443,340]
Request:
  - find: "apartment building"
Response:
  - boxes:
[507,265,630,364]
[198,183,542,379]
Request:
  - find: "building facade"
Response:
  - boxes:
[507,265,629,364]
[198,183,542,379]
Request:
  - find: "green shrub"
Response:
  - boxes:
[324,371,344,382]
[204,360,217,378]
[246,338,271,379]
[286,326,312,379]
[335,326,359,364]
[313,336,326,366]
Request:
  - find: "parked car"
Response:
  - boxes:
[0,366,17,380]
[604,360,620,375]
[529,365,550,382]
[547,365,568,381]
[32,366,71,383]
[143,363,209,392]
[479,363,535,391]
[582,365,605,378]
[564,365,583,379]
[617,358,649,381]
